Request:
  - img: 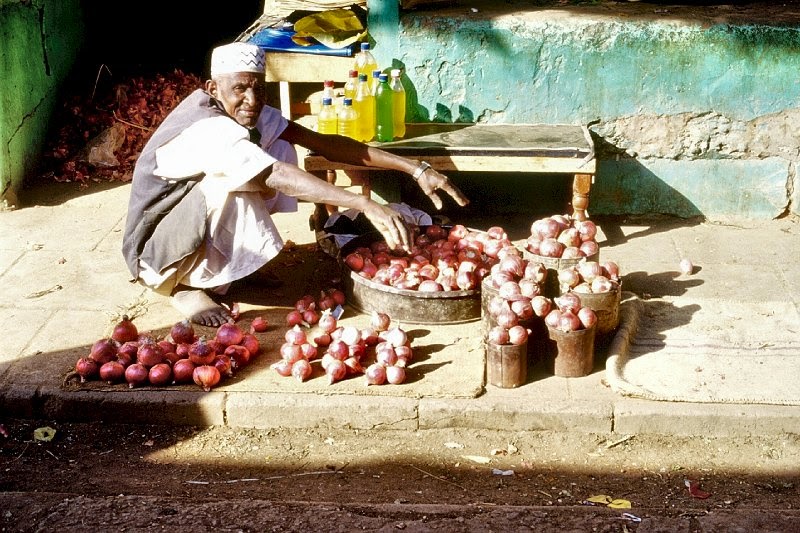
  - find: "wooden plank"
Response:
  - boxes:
[303,154,596,174]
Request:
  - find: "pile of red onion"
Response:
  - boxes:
[526,214,600,259]
[484,251,550,347]
[343,224,513,292]
[271,310,411,386]
[544,292,598,333]
[557,259,621,294]
[286,288,346,327]
[73,315,261,392]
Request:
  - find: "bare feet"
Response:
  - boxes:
[171,287,233,327]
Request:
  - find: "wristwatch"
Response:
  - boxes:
[412,161,432,181]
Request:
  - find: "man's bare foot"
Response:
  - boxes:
[171,287,233,327]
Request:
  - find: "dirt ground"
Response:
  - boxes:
[1,418,798,531]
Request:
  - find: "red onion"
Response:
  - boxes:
[498,255,525,278]
[544,309,562,328]
[370,311,391,332]
[90,338,119,365]
[162,350,182,365]
[295,294,316,312]
[172,359,196,384]
[193,365,221,391]
[487,325,510,345]
[525,235,541,255]
[225,344,251,369]
[578,307,598,329]
[359,260,378,279]
[286,310,305,327]
[456,270,477,290]
[216,323,244,347]
[576,220,598,241]
[394,345,413,366]
[360,327,379,346]
[137,340,165,368]
[573,282,593,294]
[561,246,583,259]
[112,315,139,343]
[285,324,307,345]
[558,268,581,291]
[538,218,561,239]
[300,342,318,361]
[344,356,365,375]
[418,280,444,292]
[555,292,582,314]
[271,359,293,377]
[552,214,572,230]
[313,332,332,347]
[523,262,547,283]
[531,295,552,318]
[99,360,125,384]
[188,337,215,366]
[507,325,529,346]
[241,334,260,357]
[579,240,600,258]
[291,359,313,382]
[174,342,190,360]
[327,339,349,360]
[169,319,195,345]
[417,264,439,281]
[483,238,506,259]
[591,276,614,294]
[345,252,365,271]
[318,310,338,334]
[498,280,522,300]
[303,308,320,325]
[212,354,233,378]
[518,278,541,299]
[280,342,303,364]
[339,326,362,346]
[125,363,149,388]
[557,227,581,248]
[494,306,519,329]
[117,341,139,367]
[383,327,409,348]
[603,261,621,281]
[148,363,173,386]
[538,238,564,258]
[448,224,469,241]
[577,260,601,283]
[557,310,582,332]
[329,288,346,306]
[426,224,448,241]
[376,346,398,367]
[157,339,177,357]
[510,298,534,320]
[326,359,347,384]
[365,363,387,386]
[386,365,406,385]
[75,357,99,382]
[249,316,269,333]
[348,342,366,360]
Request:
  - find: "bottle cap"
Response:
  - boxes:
[349,69,358,77]
[373,69,382,77]
[379,73,388,82]
[324,80,334,87]
[322,97,332,105]
[359,73,368,81]
[343,98,353,105]
[360,42,370,51]
[391,69,401,77]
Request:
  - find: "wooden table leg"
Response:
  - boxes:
[571,173,593,221]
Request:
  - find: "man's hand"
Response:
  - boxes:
[416,167,470,210]
[361,202,413,253]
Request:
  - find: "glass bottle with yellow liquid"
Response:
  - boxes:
[337,98,359,140]
[353,42,378,79]
[317,97,338,135]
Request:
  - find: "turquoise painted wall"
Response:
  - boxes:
[0,0,83,208]
[368,1,800,219]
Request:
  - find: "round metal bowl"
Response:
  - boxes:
[338,229,481,325]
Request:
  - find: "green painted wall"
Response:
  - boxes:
[0,0,83,208]
[368,1,800,220]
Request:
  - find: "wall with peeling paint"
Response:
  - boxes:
[369,1,800,220]
[0,0,83,208]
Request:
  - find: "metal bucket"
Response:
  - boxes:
[574,284,621,339]
[486,341,528,388]
[545,324,596,377]
[481,279,545,364]
[522,251,599,298]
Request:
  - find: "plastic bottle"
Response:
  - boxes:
[353,73,375,142]
[370,69,382,95]
[354,42,378,80]
[390,69,406,139]
[317,97,338,135]
[337,98,359,140]
[375,73,394,142]
[344,69,359,102]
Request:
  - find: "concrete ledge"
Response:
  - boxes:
[225,392,419,430]
[419,397,613,433]
[37,386,226,426]
[613,398,800,437]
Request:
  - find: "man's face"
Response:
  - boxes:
[207,72,266,128]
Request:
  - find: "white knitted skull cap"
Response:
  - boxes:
[210,42,266,77]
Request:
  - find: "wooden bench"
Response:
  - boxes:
[303,123,597,221]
